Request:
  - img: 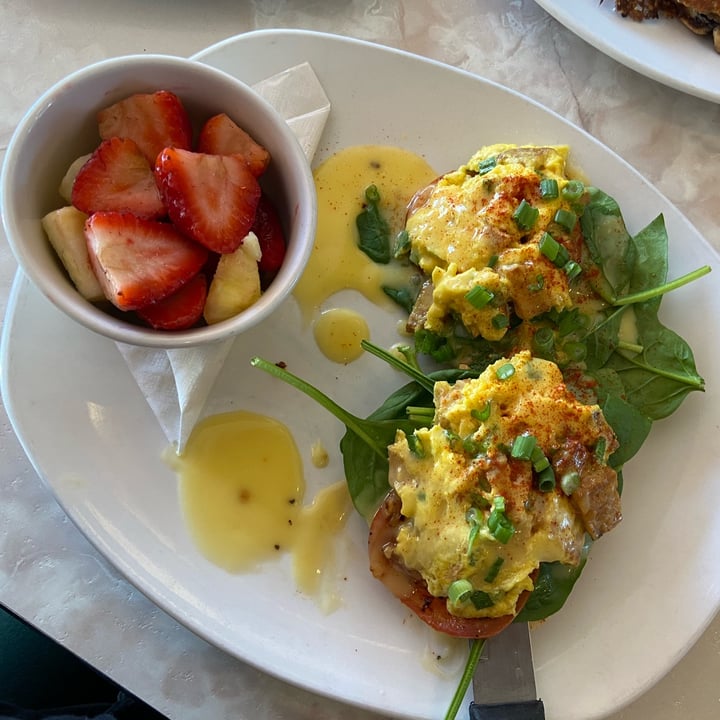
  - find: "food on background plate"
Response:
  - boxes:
[253,141,708,645]
[607,0,720,51]
[42,90,287,331]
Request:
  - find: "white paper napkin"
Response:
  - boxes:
[116,62,330,452]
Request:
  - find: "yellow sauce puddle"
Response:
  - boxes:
[294,144,437,362]
[313,307,370,364]
[168,411,351,606]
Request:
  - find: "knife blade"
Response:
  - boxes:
[469,622,545,719]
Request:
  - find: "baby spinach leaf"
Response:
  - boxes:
[515,537,591,622]
[625,213,668,309]
[602,314,704,420]
[356,184,391,264]
[340,416,421,522]
[580,187,635,300]
[600,392,653,468]
[382,285,416,314]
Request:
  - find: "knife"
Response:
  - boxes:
[469,622,545,719]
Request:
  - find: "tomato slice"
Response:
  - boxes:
[368,490,531,638]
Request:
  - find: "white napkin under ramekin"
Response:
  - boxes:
[116,62,330,452]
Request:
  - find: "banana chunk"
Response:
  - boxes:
[41,206,104,302]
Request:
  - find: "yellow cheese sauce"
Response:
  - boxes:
[168,411,351,603]
[313,307,370,364]
[294,145,437,362]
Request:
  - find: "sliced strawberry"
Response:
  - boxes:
[154,148,261,254]
[251,194,286,283]
[136,271,207,330]
[71,137,165,219]
[197,113,270,177]
[84,212,208,311]
[97,90,192,163]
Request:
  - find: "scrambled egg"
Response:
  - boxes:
[387,351,619,619]
[405,144,585,340]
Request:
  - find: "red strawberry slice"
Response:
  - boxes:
[84,212,208,311]
[251,194,286,283]
[154,148,261,254]
[197,113,270,177]
[97,90,192,164]
[137,271,207,330]
[71,137,165,219]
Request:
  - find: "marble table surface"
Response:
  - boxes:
[1,1,719,719]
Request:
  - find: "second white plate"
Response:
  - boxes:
[536,0,720,103]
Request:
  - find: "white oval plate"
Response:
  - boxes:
[3,30,720,720]
[536,0,720,103]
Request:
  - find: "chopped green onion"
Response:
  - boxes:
[471,401,492,422]
[491,522,514,544]
[463,434,486,456]
[539,232,560,262]
[407,433,425,458]
[477,156,497,175]
[406,405,435,423]
[448,579,473,604]
[560,471,581,495]
[531,445,550,472]
[532,327,555,357]
[487,254,499,268]
[554,208,577,232]
[496,363,515,380]
[561,180,585,201]
[528,274,545,292]
[488,496,515,544]
[513,199,540,230]
[511,434,537,461]
[470,590,494,609]
[492,313,509,329]
[539,178,559,199]
[537,465,556,492]
[484,557,505,583]
[465,285,494,309]
[466,507,482,558]
[595,437,607,461]
[445,429,462,451]
[564,260,582,280]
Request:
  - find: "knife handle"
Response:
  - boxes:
[469,699,545,719]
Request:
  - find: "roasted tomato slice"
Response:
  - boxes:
[368,490,531,639]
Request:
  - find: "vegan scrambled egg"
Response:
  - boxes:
[405,144,586,341]
[387,351,621,619]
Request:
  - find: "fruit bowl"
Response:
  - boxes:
[0,54,317,348]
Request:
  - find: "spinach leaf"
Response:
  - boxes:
[600,392,653,468]
[625,214,668,309]
[582,197,706,419]
[515,538,590,623]
[341,375,434,521]
[356,184,391,263]
[580,187,635,301]
[340,416,421,521]
[382,285,416,314]
[602,316,704,420]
